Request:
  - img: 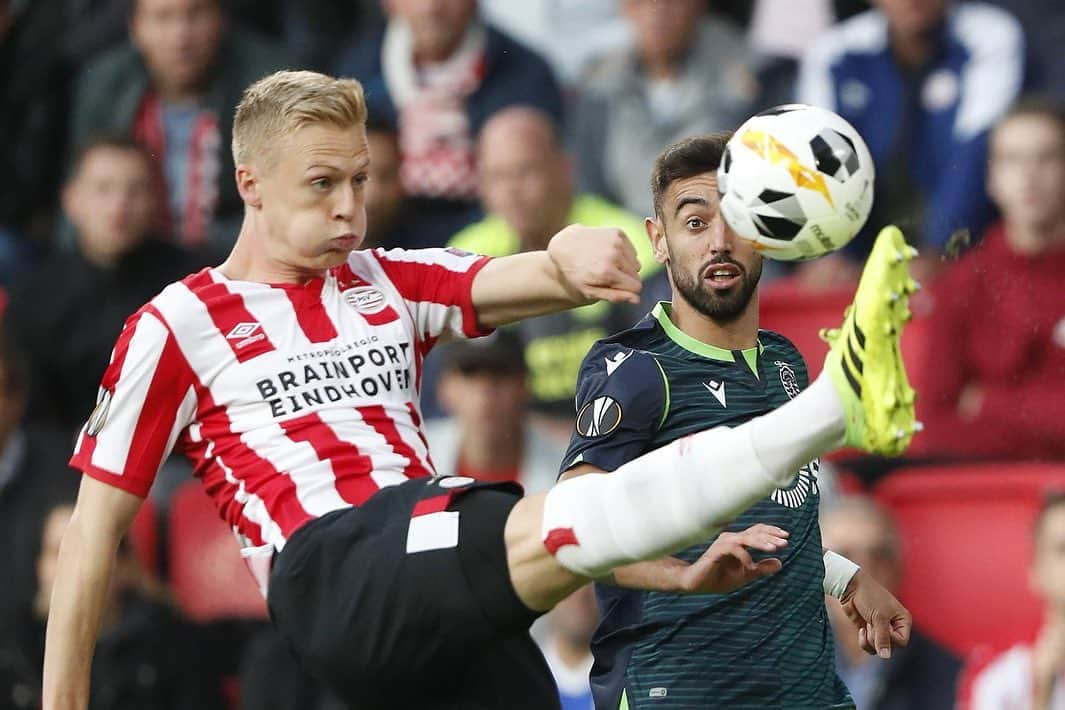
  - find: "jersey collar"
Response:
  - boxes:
[652,302,762,368]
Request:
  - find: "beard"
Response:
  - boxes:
[669,247,763,324]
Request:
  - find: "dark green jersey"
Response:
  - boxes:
[561,303,852,710]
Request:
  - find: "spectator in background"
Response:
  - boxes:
[3,137,206,437]
[0,336,75,638]
[447,106,660,426]
[0,0,70,275]
[985,0,1065,101]
[536,585,598,710]
[971,493,1065,710]
[572,0,757,219]
[335,0,564,249]
[424,331,564,494]
[822,496,962,710]
[477,0,631,86]
[0,501,224,710]
[279,0,384,71]
[363,117,417,249]
[917,98,1065,461]
[797,0,1025,287]
[70,0,285,249]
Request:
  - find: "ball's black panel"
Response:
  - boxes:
[757,188,793,204]
[810,128,860,180]
[752,212,804,241]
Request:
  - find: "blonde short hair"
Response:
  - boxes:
[232,70,368,167]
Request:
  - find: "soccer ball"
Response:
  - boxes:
[717,104,874,261]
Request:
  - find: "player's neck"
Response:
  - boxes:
[669,296,759,352]
[221,227,326,285]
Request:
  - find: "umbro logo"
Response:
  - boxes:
[604,350,631,376]
[703,380,726,407]
[226,322,266,349]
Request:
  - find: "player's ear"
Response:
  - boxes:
[646,217,669,265]
[236,164,263,209]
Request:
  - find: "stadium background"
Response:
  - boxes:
[0,0,1062,708]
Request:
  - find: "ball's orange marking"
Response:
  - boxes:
[740,129,835,208]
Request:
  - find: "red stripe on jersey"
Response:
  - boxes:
[193,449,266,548]
[359,304,400,327]
[191,382,314,544]
[278,279,339,343]
[543,527,579,556]
[332,263,365,290]
[357,404,433,481]
[278,412,379,506]
[100,306,148,390]
[370,251,492,338]
[405,402,436,475]
[124,314,196,484]
[184,270,276,362]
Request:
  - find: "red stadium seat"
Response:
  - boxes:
[873,463,1065,659]
[759,279,852,380]
[759,278,932,391]
[168,481,268,622]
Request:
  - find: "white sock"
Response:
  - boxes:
[542,372,846,579]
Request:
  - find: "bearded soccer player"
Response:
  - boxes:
[561,134,916,709]
[44,72,918,710]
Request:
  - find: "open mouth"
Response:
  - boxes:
[703,263,742,290]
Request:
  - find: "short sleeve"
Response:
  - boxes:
[560,344,666,474]
[69,307,198,498]
[370,247,492,342]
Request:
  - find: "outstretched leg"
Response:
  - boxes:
[505,226,922,611]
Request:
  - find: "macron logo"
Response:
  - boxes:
[703,380,727,407]
[605,350,631,376]
[226,322,265,349]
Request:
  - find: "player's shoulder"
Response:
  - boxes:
[579,318,667,398]
[349,246,483,277]
[754,329,809,383]
[757,328,804,358]
[583,314,663,367]
[117,268,214,334]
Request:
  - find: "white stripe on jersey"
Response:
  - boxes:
[165,386,199,463]
[91,312,168,475]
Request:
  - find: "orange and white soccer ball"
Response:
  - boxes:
[717,104,875,261]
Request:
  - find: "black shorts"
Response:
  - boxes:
[267,476,560,710]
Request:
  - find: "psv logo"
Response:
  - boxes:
[342,286,388,315]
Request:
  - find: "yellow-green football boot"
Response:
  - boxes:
[821,226,922,456]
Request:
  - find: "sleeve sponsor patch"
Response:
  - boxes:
[575,396,623,437]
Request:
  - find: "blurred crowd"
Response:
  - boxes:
[0,0,1063,708]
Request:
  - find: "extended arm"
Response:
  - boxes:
[471,225,642,329]
[42,476,143,710]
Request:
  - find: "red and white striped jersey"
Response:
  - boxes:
[70,247,491,551]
